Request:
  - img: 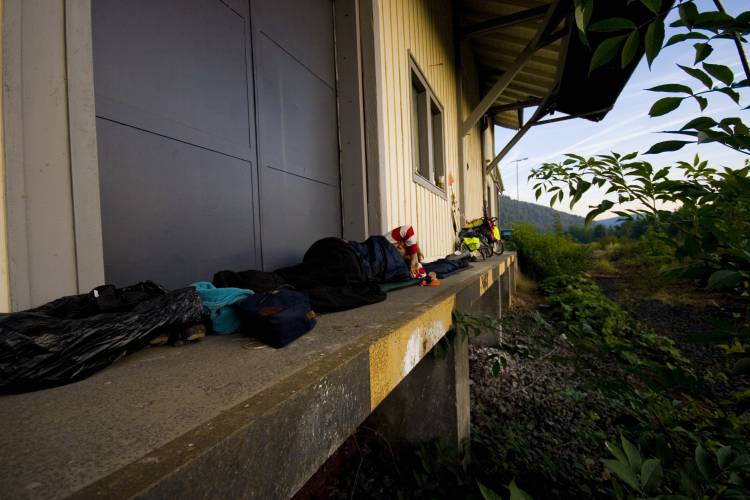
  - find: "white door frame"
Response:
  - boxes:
[2,0,104,310]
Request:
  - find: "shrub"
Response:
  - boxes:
[510,223,591,280]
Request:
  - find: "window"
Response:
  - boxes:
[410,58,445,193]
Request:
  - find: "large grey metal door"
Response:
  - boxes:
[92,0,259,287]
[251,0,341,270]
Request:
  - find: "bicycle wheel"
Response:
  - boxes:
[480,245,493,260]
[493,240,505,255]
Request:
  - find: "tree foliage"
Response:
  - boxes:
[572,0,749,157]
[531,0,750,292]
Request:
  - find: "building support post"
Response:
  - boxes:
[359,0,387,234]
[485,90,556,175]
[363,327,470,461]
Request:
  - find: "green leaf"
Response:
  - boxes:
[727,454,750,473]
[665,32,709,46]
[647,84,692,94]
[641,459,663,492]
[649,97,684,117]
[693,42,713,64]
[645,140,690,154]
[507,479,534,500]
[733,358,750,376]
[645,19,665,67]
[585,200,615,226]
[718,446,735,469]
[640,0,661,14]
[703,63,735,85]
[692,11,734,29]
[695,445,717,480]
[574,0,593,37]
[679,64,713,89]
[478,481,503,500]
[681,116,717,130]
[621,435,642,471]
[606,441,628,463]
[718,88,741,103]
[679,1,698,26]
[694,95,708,111]
[590,17,637,32]
[621,30,640,67]
[590,35,628,73]
[707,270,742,289]
[603,459,641,491]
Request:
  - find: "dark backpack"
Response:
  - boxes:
[236,289,316,348]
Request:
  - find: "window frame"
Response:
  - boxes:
[409,55,446,199]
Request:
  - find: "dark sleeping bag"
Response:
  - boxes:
[348,235,410,283]
[0,284,206,394]
[423,255,472,278]
[215,237,394,313]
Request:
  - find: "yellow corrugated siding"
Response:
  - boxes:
[377,0,485,259]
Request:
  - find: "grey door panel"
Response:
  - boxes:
[253,0,340,269]
[94,0,341,283]
[97,119,256,288]
[93,0,258,286]
[253,0,336,87]
[255,33,339,185]
[259,167,341,271]
[93,0,252,160]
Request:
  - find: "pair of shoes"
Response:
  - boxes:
[181,324,206,342]
[149,324,206,347]
[149,333,170,346]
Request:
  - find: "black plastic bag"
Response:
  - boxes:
[0,285,205,394]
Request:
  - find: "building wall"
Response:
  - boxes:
[377,0,484,259]
[483,124,498,219]
[1,0,492,308]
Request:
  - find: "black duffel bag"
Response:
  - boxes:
[236,289,316,348]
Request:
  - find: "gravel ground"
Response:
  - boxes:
[468,282,629,499]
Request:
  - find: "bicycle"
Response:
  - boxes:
[458,208,504,259]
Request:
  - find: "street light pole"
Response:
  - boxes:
[511,157,528,222]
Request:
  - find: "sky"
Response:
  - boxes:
[494,0,749,219]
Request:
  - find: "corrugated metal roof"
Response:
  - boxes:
[461,0,565,129]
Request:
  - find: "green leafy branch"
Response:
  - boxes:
[574,0,750,156]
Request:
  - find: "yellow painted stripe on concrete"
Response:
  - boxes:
[479,269,494,296]
[368,295,456,410]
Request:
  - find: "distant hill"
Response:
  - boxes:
[597,216,625,228]
[498,196,585,232]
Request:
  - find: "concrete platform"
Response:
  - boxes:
[0,253,516,500]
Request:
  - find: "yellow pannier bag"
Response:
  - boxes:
[466,218,484,228]
[462,236,481,251]
[493,226,500,241]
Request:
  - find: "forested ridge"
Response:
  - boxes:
[498,195,585,231]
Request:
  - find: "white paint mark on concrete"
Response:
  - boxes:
[401,320,446,377]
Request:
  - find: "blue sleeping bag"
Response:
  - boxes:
[349,235,410,283]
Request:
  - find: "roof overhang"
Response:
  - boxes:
[457,0,673,172]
